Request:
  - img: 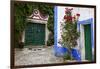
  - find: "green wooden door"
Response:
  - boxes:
[84,24,92,61]
[25,23,45,46]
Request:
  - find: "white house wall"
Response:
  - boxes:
[57,6,94,60]
[57,6,94,41]
[80,24,85,60]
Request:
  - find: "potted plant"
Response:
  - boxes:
[61,8,80,61]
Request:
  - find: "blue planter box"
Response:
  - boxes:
[54,46,68,57]
[54,45,81,61]
[71,48,81,61]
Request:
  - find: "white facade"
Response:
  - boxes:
[57,6,94,60]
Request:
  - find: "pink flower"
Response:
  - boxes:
[64,15,73,22]
[72,16,76,20]
[66,16,72,21]
[65,8,70,14]
[76,13,80,16]
[65,8,73,14]
[64,15,67,19]
[65,10,68,14]
[65,8,68,10]
[70,8,73,10]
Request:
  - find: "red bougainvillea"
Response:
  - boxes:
[76,13,80,17]
[65,8,73,14]
[61,7,80,60]
[72,16,76,20]
[64,15,72,22]
[63,8,80,22]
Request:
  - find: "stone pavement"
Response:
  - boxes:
[15,46,64,66]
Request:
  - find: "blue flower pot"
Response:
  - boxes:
[71,48,81,61]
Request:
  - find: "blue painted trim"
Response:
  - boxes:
[54,6,68,57]
[78,18,94,48]
[54,6,58,50]
[78,18,93,25]
[77,18,94,59]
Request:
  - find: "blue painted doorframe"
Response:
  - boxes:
[77,18,94,48]
[77,18,94,60]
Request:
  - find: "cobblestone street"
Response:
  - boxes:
[15,46,64,66]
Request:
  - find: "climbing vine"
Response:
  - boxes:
[14,2,54,47]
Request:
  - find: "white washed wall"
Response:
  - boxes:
[57,6,94,48]
[57,6,94,60]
